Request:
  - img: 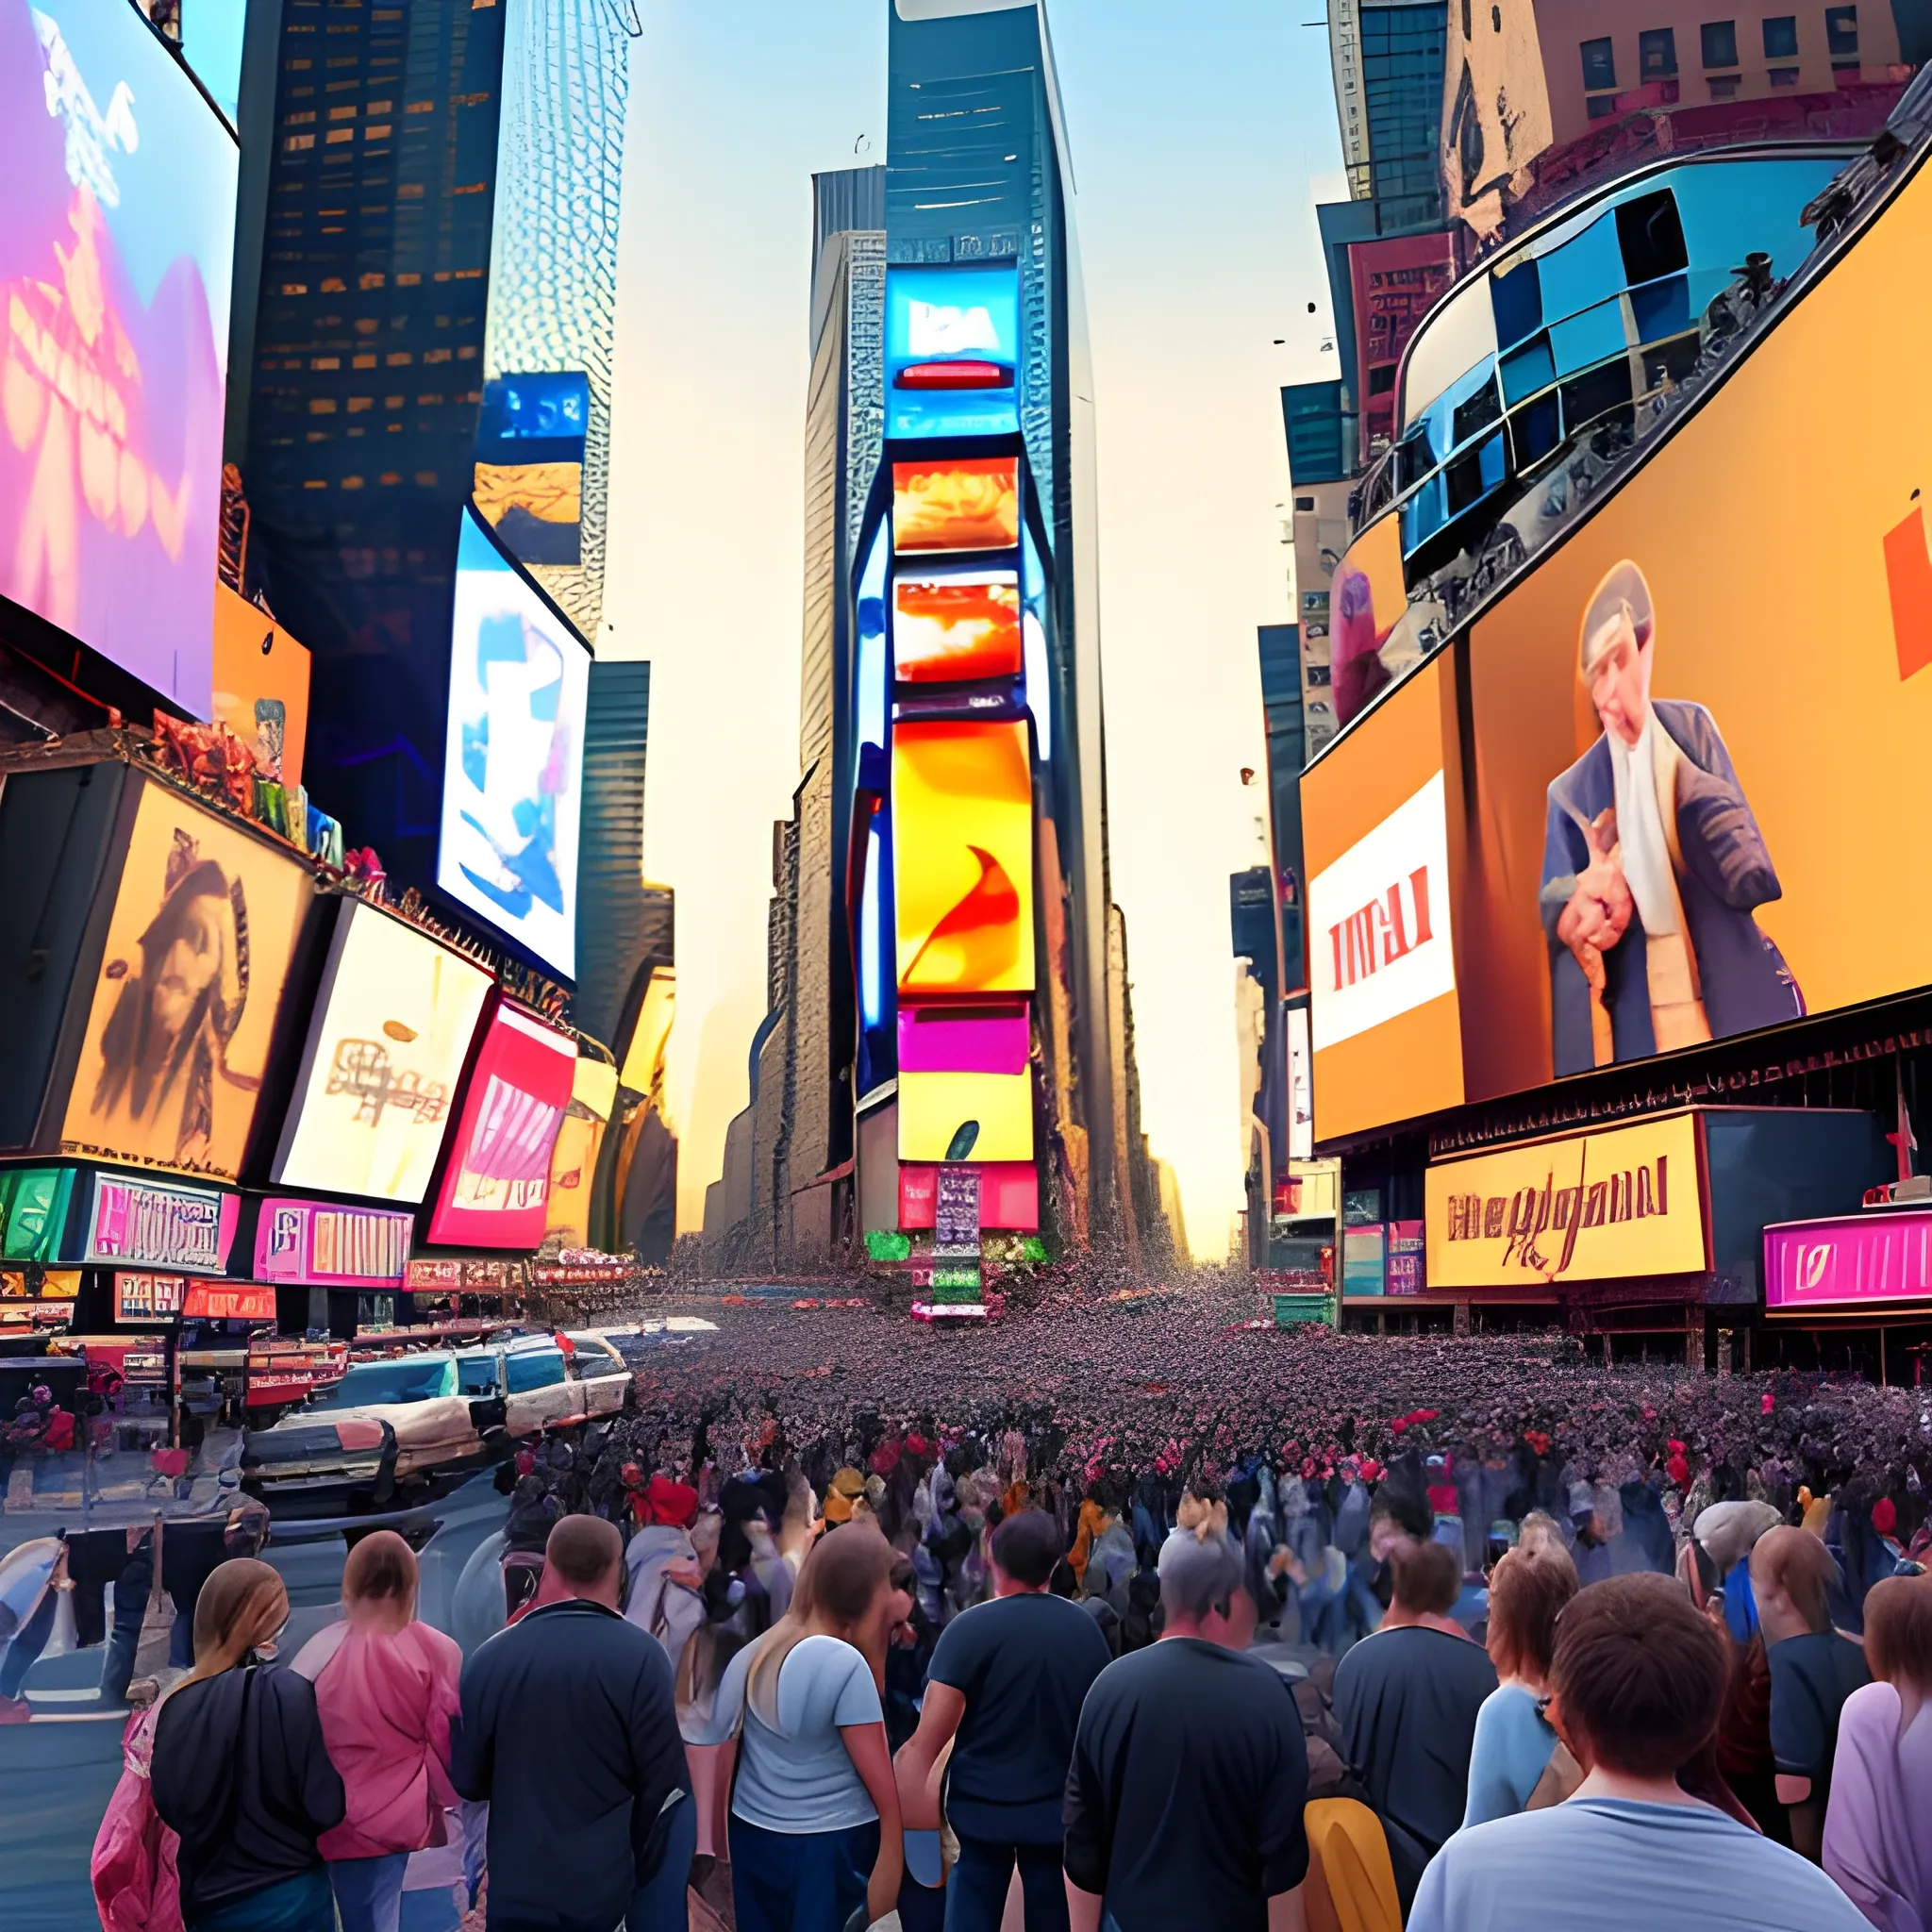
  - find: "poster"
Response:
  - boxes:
[63,778,309,1180]
[211,583,310,788]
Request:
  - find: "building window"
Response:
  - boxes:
[1825,5,1858,52]
[1769,64,1801,82]
[1700,19,1739,66]
[1580,36,1617,90]
[1762,14,1799,57]
[1640,26,1678,75]
[1587,92,1620,117]
[1708,72,1742,94]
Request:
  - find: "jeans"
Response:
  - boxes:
[626,1790,696,1932]
[328,1852,410,1932]
[184,1866,337,1932]
[945,1839,1068,1932]
[728,1814,879,1932]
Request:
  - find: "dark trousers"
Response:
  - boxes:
[945,1838,1069,1932]
[728,1814,878,1932]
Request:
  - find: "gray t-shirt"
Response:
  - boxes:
[717,1634,883,1835]
[1411,1797,1872,1932]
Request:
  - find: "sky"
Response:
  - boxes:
[603,0,1345,1260]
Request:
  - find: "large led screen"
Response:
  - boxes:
[426,1002,575,1249]
[892,720,1035,997]
[0,0,238,716]
[273,899,492,1204]
[62,777,310,1181]
[898,1068,1032,1164]
[885,266,1021,441]
[1304,157,1932,1140]
[893,458,1021,555]
[892,570,1023,685]
[438,508,591,979]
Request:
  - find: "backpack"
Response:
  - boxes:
[91,1704,182,1932]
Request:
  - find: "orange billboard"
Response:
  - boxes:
[892,571,1023,684]
[893,458,1020,554]
[892,719,1035,997]
[211,582,311,789]
[1305,154,1932,1139]
[61,776,312,1180]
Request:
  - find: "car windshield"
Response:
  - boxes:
[504,1347,565,1393]
[307,1357,456,1408]
[454,1350,500,1395]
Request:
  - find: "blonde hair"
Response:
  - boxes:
[745,1522,894,1727]
[183,1558,288,1688]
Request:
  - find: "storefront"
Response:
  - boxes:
[1761,1197,1932,1382]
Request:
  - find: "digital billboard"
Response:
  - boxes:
[273,899,492,1205]
[85,1171,238,1273]
[899,1068,1032,1165]
[211,584,310,790]
[892,570,1024,685]
[426,1002,576,1249]
[0,1167,74,1264]
[439,508,591,979]
[473,371,590,570]
[892,458,1021,555]
[254,1198,412,1289]
[1305,157,1932,1140]
[0,0,238,716]
[892,720,1035,997]
[62,778,311,1182]
[543,1055,617,1249]
[885,266,1021,441]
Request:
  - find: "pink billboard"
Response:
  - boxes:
[1763,1212,1932,1312]
[254,1198,412,1290]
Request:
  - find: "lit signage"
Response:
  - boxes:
[885,266,1021,441]
[182,1280,277,1323]
[254,1198,412,1289]
[114,1272,185,1323]
[1764,1212,1932,1312]
[892,458,1021,555]
[1424,1112,1707,1290]
[0,1167,75,1263]
[893,570,1024,685]
[86,1173,238,1273]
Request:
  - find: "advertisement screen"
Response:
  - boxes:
[885,266,1021,441]
[893,458,1021,555]
[426,1003,576,1249]
[254,1198,412,1288]
[0,1167,74,1263]
[62,778,311,1181]
[543,1054,616,1248]
[892,720,1035,997]
[0,0,238,715]
[212,583,310,789]
[274,899,492,1204]
[439,508,591,978]
[892,570,1023,685]
[86,1171,238,1272]
[898,1068,1032,1164]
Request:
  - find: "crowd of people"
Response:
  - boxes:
[78,1295,1932,1932]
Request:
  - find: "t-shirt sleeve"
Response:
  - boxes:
[827,1641,886,1729]
[1768,1644,1827,1777]
[925,1604,985,1694]
[1405,1842,1451,1932]
[1060,1690,1111,1895]
[1257,1674,1311,1895]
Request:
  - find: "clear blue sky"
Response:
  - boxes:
[604,0,1344,1257]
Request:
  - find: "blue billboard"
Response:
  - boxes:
[885,265,1021,441]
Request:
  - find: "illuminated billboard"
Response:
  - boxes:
[1304,158,1932,1139]
[212,584,310,790]
[273,899,492,1205]
[62,778,311,1182]
[899,1068,1032,1164]
[439,508,591,979]
[892,720,1035,997]
[254,1198,412,1289]
[893,458,1021,555]
[84,1171,238,1273]
[0,1167,74,1264]
[473,371,590,569]
[0,0,238,716]
[426,1002,576,1249]
[543,1055,617,1248]
[885,266,1021,441]
[892,570,1023,685]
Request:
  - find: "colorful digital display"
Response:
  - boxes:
[543,1055,617,1248]
[85,1172,238,1273]
[254,1198,412,1289]
[892,458,1021,555]
[0,0,239,715]
[62,778,311,1182]
[892,570,1024,685]
[473,372,590,569]
[426,1002,577,1249]
[273,900,492,1205]
[885,266,1021,441]
[892,721,1035,996]
[0,1167,74,1263]
[897,1003,1029,1074]
[211,583,311,789]
[898,1068,1032,1164]
[1764,1212,1932,1313]
[439,508,591,978]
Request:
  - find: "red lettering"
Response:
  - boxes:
[1329,863,1438,991]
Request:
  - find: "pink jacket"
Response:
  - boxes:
[92,1705,182,1932]
[292,1618,461,1860]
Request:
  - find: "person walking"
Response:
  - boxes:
[1407,1574,1872,1932]
[451,1514,691,1932]
[1061,1511,1310,1932]
[149,1559,346,1932]
[1822,1572,1932,1928]
[894,1507,1111,1931]
[1334,1540,1497,1908]
[1461,1545,1580,1825]
[692,1521,907,1932]
[291,1531,462,1932]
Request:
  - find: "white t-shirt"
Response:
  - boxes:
[716,1633,883,1835]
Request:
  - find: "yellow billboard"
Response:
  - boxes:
[898,1067,1031,1164]
[1425,1110,1707,1290]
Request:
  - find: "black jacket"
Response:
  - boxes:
[451,1598,689,1932]
[150,1663,346,1914]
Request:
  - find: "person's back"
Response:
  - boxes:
[1063,1518,1308,1932]
[1334,1541,1496,1905]
[1409,1574,1870,1932]
[452,1517,685,1932]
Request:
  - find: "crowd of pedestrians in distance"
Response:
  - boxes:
[84,1307,1932,1932]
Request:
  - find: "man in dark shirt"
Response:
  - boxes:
[1062,1522,1309,1932]
[1751,1524,1872,1861]
[452,1514,690,1932]
[1333,1539,1497,1911]
[895,1509,1111,1931]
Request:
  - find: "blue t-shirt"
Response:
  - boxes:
[1410,1798,1873,1932]
[714,1634,884,1835]
[1461,1683,1559,1827]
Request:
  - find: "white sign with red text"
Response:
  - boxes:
[1307,771,1455,1049]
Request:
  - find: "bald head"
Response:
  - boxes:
[543,1514,624,1607]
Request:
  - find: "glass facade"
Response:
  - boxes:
[1360,2,1448,231]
